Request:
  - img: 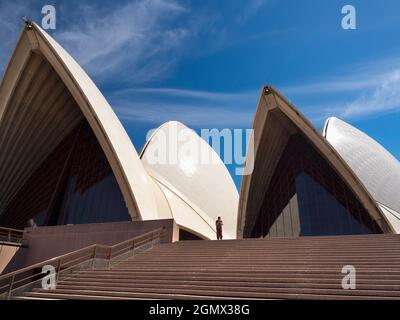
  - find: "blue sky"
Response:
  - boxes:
[0,0,399,190]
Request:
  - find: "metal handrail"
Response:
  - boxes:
[0,227,164,299]
[0,227,24,245]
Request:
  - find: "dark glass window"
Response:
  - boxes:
[0,120,131,229]
[251,134,382,238]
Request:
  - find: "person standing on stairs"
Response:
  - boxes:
[216,217,223,240]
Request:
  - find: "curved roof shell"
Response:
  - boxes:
[0,23,162,222]
[141,121,239,239]
[238,86,393,237]
[324,117,400,232]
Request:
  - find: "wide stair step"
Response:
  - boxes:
[18,234,400,300]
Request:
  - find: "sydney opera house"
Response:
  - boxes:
[0,22,400,300]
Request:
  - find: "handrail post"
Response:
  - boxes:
[8,229,11,243]
[91,246,97,270]
[107,247,112,269]
[7,275,15,300]
[131,239,135,257]
[159,227,164,244]
[56,258,61,283]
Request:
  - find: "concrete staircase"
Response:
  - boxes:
[17,234,400,300]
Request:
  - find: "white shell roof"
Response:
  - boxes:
[34,23,165,221]
[324,117,400,220]
[0,23,163,222]
[141,121,239,239]
[1,24,238,239]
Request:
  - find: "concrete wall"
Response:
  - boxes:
[2,219,177,274]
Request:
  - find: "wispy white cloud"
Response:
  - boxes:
[113,53,400,129]
[0,1,36,78]
[51,0,274,83]
[282,57,400,123]
[283,56,400,95]
[54,0,190,82]
[116,102,254,127]
[0,0,278,86]
[283,76,384,95]
[341,69,400,118]
[237,0,269,22]
[53,0,272,84]
[114,87,257,101]
[109,87,259,127]
[2,0,398,130]
[0,0,273,130]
